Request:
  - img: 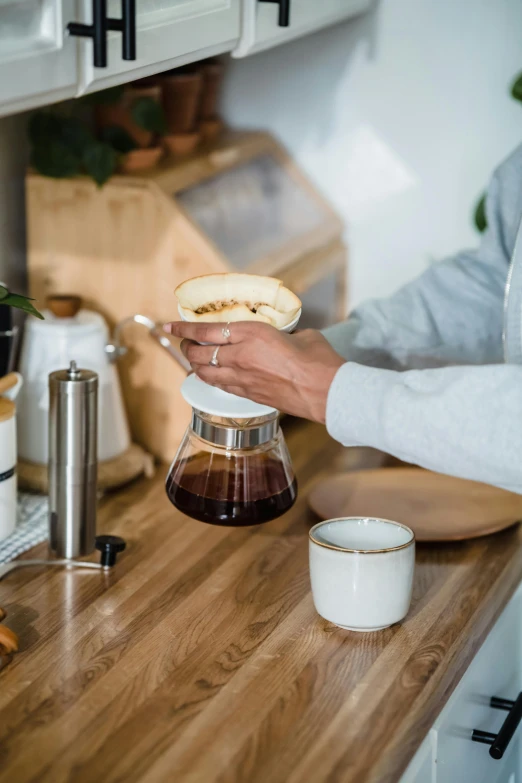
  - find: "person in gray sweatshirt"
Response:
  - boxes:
[168,142,522,495]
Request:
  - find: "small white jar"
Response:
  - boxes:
[0,395,17,541]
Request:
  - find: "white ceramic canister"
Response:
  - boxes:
[0,373,23,541]
[17,308,130,465]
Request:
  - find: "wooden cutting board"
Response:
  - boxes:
[307,468,522,542]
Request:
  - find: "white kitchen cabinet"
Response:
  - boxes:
[400,583,522,783]
[0,0,368,116]
[232,0,372,58]
[400,731,435,783]
[74,0,240,95]
[435,583,522,783]
[0,0,78,118]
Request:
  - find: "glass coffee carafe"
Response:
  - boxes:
[166,375,297,527]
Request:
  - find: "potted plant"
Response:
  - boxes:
[28,85,169,186]
[131,72,203,156]
[198,59,225,141]
[94,83,168,172]
[28,109,119,187]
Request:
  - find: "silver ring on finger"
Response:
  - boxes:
[209,346,221,367]
[222,322,231,341]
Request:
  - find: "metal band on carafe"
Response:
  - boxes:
[191,410,278,449]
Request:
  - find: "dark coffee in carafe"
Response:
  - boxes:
[166,373,298,527]
[166,450,297,526]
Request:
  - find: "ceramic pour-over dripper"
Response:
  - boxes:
[175,273,302,331]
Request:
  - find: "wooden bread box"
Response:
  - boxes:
[26,131,348,462]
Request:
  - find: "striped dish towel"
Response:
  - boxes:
[0,494,48,564]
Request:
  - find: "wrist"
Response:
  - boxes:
[313,361,344,424]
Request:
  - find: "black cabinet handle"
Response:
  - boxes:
[68,0,137,68]
[107,0,136,61]
[67,0,107,68]
[258,0,290,27]
[472,692,522,760]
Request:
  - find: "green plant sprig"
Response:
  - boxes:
[0,285,43,319]
[29,112,118,187]
[473,70,522,234]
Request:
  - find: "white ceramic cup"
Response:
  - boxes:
[309,517,415,632]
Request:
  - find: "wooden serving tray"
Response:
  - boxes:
[18,443,154,493]
[307,468,522,542]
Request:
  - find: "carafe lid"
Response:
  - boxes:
[181,374,276,418]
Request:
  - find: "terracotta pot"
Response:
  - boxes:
[96,85,163,149]
[199,118,224,142]
[119,146,163,173]
[162,72,203,134]
[199,61,225,121]
[131,76,161,88]
[163,132,201,157]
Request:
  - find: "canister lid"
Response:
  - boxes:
[47,295,83,319]
[0,397,15,422]
[49,361,98,392]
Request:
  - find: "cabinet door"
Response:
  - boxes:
[400,730,435,783]
[435,585,522,783]
[491,740,520,783]
[233,0,371,58]
[0,0,77,117]
[76,0,240,94]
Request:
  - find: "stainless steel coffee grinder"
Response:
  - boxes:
[0,361,126,581]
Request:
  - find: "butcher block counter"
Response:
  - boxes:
[1,420,522,783]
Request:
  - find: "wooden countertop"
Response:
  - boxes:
[1,421,522,783]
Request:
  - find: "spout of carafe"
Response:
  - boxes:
[106,314,191,373]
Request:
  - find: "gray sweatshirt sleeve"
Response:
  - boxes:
[323,144,522,369]
[326,362,522,494]
[322,144,522,494]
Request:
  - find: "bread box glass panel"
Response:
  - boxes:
[298,272,341,331]
[176,154,326,268]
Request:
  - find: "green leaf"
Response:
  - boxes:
[60,116,94,157]
[82,141,117,186]
[131,97,167,135]
[511,72,522,103]
[80,85,126,106]
[1,292,44,319]
[474,193,487,233]
[99,125,138,154]
[28,112,63,147]
[29,113,94,159]
[0,285,8,301]
[30,141,82,179]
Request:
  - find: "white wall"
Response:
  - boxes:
[223,0,522,309]
[0,0,521,310]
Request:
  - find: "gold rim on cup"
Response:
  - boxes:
[309,517,415,555]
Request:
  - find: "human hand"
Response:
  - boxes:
[164,321,345,423]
